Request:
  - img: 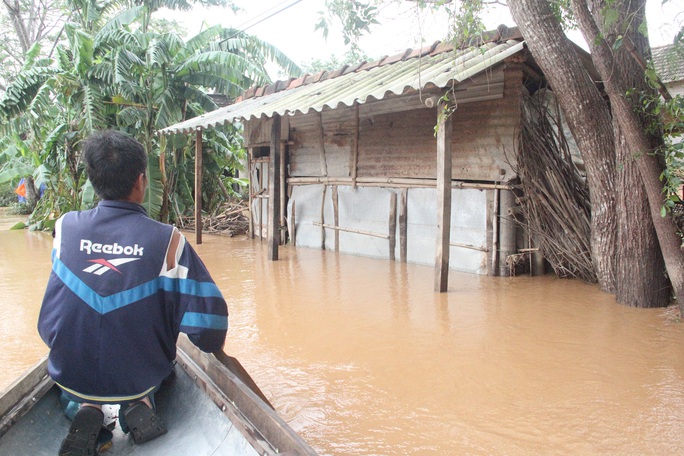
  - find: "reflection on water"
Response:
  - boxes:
[2,213,684,454]
[0,210,53,389]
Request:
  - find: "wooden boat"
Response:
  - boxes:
[0,334,317,455]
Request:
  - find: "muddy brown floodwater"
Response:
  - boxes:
[2,208,684,455]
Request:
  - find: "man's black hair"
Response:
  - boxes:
[83,130,147,201]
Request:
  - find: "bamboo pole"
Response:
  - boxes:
[194,129,203,245]
[313,222,389,239]
[449,242,489,252]
[287,176,510,191]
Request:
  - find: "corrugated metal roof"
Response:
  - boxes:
[160,39,525,135]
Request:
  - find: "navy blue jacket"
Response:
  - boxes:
[37,200,228,403]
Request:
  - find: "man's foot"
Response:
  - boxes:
[59,406,104,456]
[123,402,167,444]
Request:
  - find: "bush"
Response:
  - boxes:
[7,202,34,215]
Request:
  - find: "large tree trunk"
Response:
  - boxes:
[508,0,617,293]
[615,122,670,306]
[571,0,682,308]
[587,0,670,307]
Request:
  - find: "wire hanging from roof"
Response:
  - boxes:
[220,0,307,44]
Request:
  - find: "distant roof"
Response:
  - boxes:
[160,26,525,136]
[652,44,684,84]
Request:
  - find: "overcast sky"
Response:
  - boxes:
[158,0,683,68]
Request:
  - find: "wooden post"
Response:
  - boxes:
[317,111,328,176]
[333,185,339,251]
[434,101,453,292]
[291,200,296,247]
[247,149,254,238]
[399,188,408,263]
[351,103,360,188]
[491,188,500,275]
[280,140,288,245]
[259,162,264,241]
[268,115,281,261]
[194,129,203,245]
[320,185,327,250]
[389,192,397,261]
[499,189,516,276]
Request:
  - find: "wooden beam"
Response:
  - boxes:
[434,101,453,292]
[194,129,203,245]
[0,357,53,439]
[268,115,281,261]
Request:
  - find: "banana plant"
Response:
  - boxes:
[1,0,302,226]
[93,21,301,221]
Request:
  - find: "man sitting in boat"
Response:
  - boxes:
[37,130,229,456]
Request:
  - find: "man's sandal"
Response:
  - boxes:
[123,402,167,444]
[59,406,104,456]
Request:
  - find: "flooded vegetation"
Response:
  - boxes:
[3,210,684,454]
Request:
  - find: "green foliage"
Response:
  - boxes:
[144,150,165,220]
[1,0,301,229]
[443,0,485,45]
[658,95,684,214]
[0,181,18,206]
[548,0,576,29]
[316,0,379,46]
[163,124,247,221]
[7,202,35,215]
[302,50,372,74]
[634,58,684,217]
[0,0,71,97]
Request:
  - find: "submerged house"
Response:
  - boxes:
[652,44,684,200]
[652,44,684,97]
[161,26,590,290]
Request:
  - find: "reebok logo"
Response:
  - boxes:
[83,258,140,275]
[80,239,144,256]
